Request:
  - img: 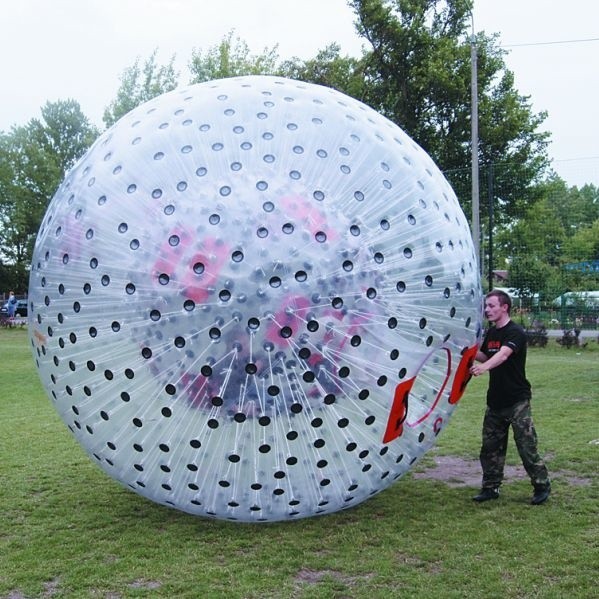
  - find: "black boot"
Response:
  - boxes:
[472,487,499,502]
[531,484,551,505]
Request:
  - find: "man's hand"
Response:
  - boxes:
[470,363,487,377]
[470,346,514,376]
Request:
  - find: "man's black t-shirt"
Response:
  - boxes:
[481,320,531,409]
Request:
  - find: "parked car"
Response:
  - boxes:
[0,298,28,317]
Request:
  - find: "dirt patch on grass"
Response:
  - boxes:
[396,552,442,574]
[412,455,593,487]
[4,578,61,599]
[554,470,593,487]
[42,578,61,597]
[128,580,161,590]
[295,569,329,584]
[294,568,373,586]
[411,455,524,488]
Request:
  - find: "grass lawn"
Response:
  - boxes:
[1,327,597,598]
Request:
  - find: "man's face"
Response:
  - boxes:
[484,296,508,323]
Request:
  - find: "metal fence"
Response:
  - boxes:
[444,159,599,331]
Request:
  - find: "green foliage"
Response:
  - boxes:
[278,43,367,99]
[544,179,599,237]
[488,174,599,299]
[563,220,599,263]
[189,31,279,83]
[103,49,179,127]
[498,198,565,268]
[0,101,97,291]
[556,183,599,290]
[1,329,598,597]
[349,0,550,217]
[508,255,555,304]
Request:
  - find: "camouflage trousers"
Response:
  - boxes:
[480,399,550,489]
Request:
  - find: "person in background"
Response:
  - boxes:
[470,289,551,505]
[7,291,17,319]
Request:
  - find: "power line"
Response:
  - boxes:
[502,37,599,48]
[553,156,599,162]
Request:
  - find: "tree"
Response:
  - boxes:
[495,197,566,269]
[103,50,179,127]
[508,254,554,307]
[562,219,599,266]
[544,180,599,238]
[488,175,599,305]
[0,100,98,291]
[189,32,279,83]
[347,0,551,216]
[27,100,97,175]
[491,194,565,301]
[278,43,367,99]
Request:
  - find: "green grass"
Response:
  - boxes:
[1,328,597,598]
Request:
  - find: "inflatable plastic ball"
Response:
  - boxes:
[28,76,482,522]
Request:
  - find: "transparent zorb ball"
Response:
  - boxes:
[29,76,482,521]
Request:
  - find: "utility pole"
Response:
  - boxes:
[470,16,481,275]
[487,163,494,291]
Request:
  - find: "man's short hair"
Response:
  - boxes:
[486,289,512,314]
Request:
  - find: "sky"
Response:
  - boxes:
[1,0,597,187]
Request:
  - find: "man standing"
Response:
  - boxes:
[470,289,551,505]
[7,291,17,319]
